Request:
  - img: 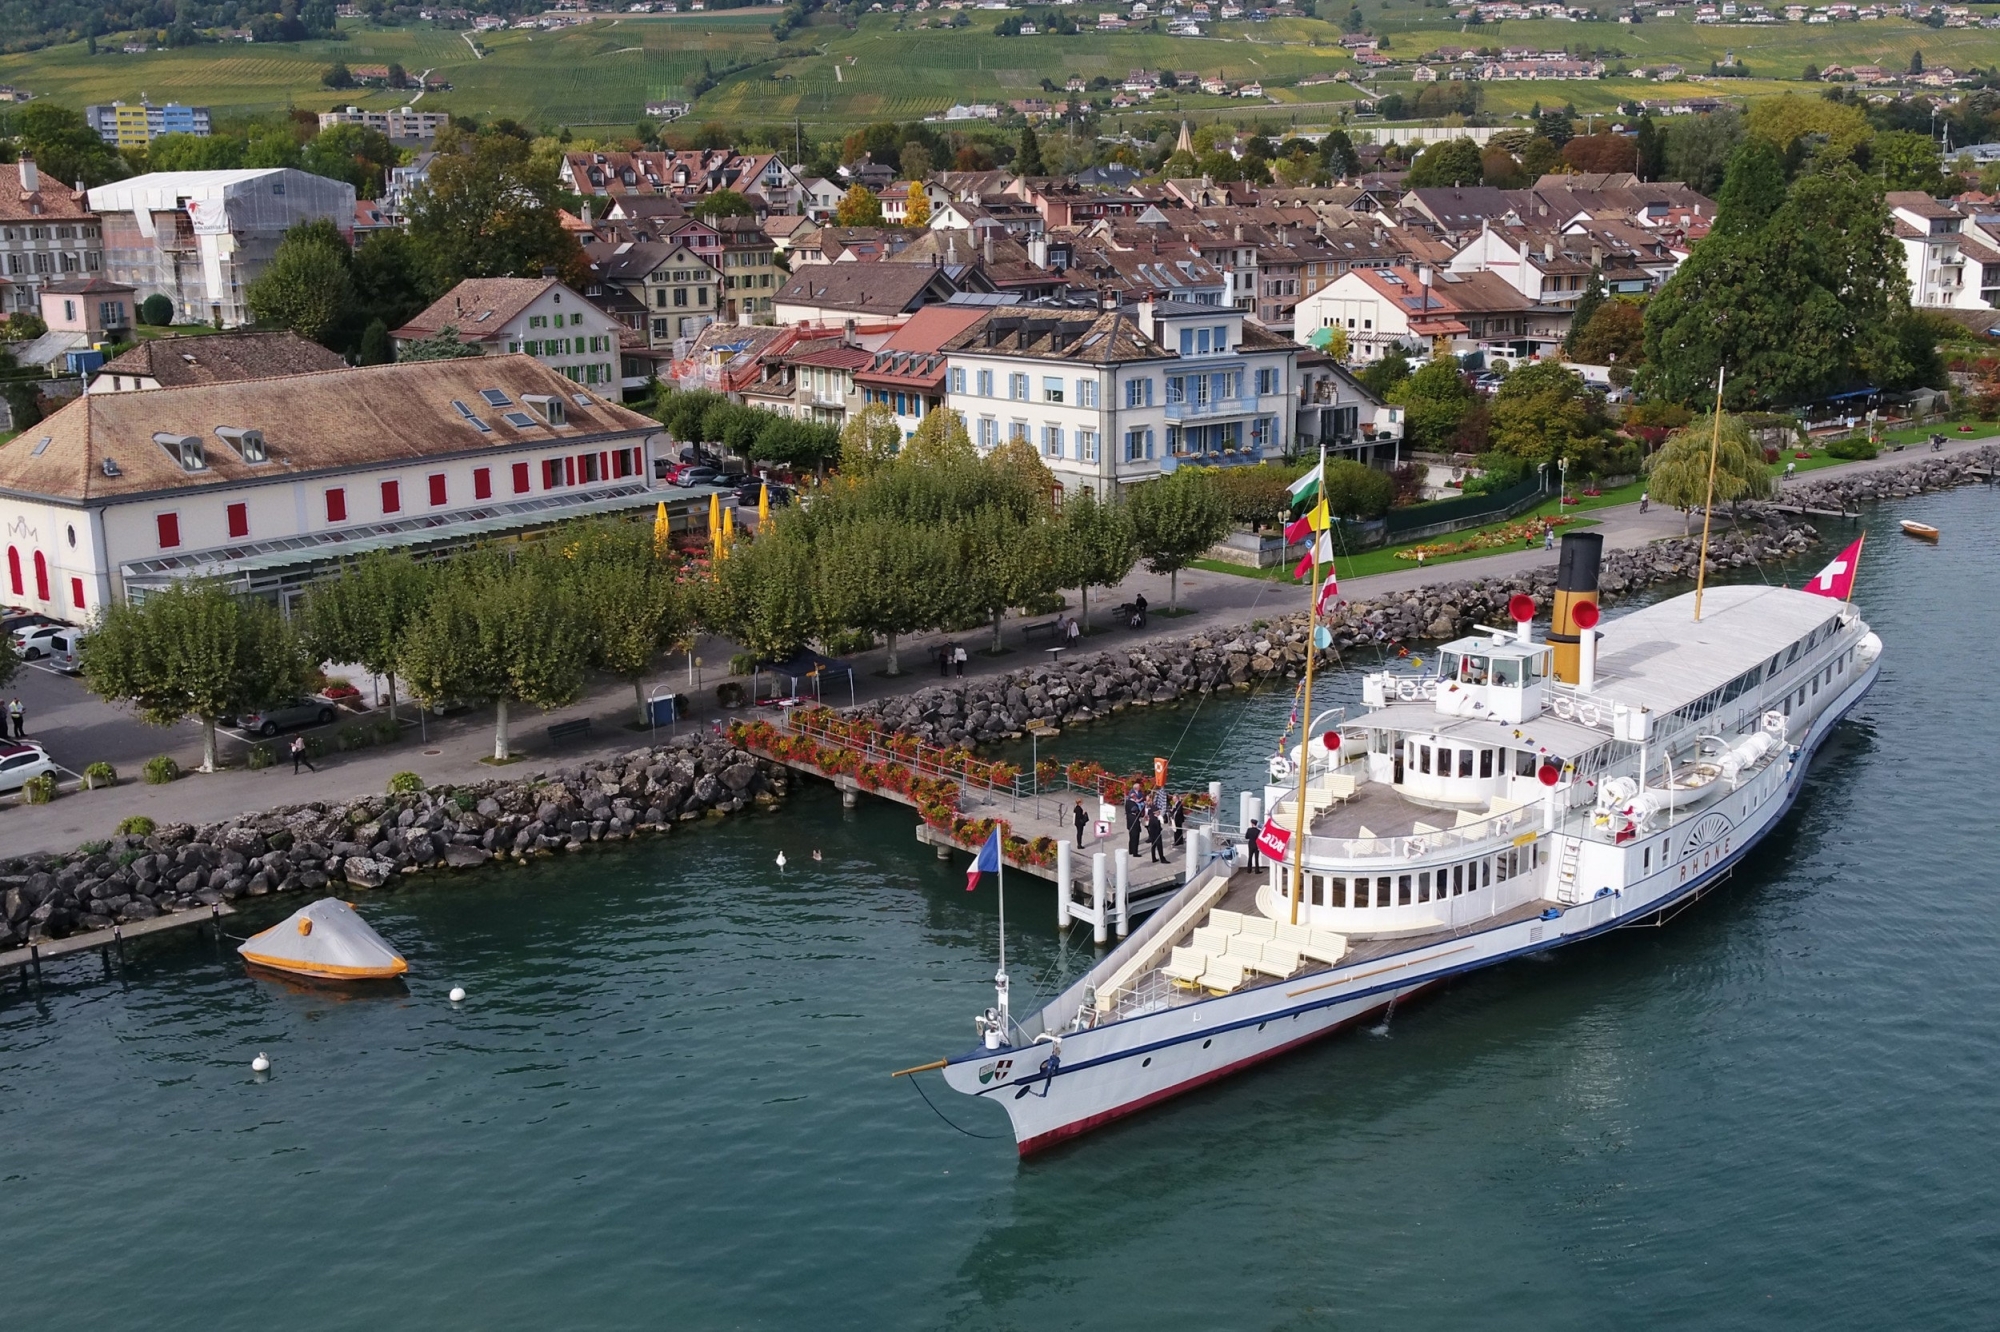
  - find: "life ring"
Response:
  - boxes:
[1550,696,1574,720]
[1575,702,1601,727]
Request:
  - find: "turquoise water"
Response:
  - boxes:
[3,488,1996,1330]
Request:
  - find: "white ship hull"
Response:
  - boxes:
[941,652,1880,1155]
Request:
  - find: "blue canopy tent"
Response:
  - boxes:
[753,650,857,707]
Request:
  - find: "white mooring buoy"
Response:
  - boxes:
[449,986,467,1003]
[251,1052,270,1073]
[775,851,788,873]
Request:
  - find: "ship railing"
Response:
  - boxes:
[1300,803,1540,865]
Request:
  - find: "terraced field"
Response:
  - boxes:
[0,9,1988,134]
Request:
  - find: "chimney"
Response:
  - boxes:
[581,201,593,225]
[1544,240,1555,262]
[1418,262,1432,287]
[1590,242,1603,268]
[1028,234,1048,269]
[1549,531,1603,686]
[17,156,37,192]
[1233,223,1243,241]
[984,231,994,266]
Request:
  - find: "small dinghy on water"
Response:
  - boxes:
[238,898,408,981]
[1900,521,1940,541]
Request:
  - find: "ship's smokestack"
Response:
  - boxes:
[1550,531,1602,685]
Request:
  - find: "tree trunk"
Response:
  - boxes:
[885,630,901,676]
[201,717,218,773]
[494,696,511,761]
[633,676,647,727]
[386,672,399,724]
[1169,568,1180,611]
[1682,507,1692,536]
[990,608,1004,654]
[1079,585,1090,633]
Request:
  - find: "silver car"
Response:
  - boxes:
[235,697,338,736]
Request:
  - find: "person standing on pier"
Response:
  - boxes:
[1171,797,1187,848]
[1126,791,1144,858]
[1146,807,1167,864]
[1072,800,1088,848]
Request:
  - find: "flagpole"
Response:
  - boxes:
[1287,441,1329,930]
[1844,529,1866,614]
[996,836,1008,1036]
[1693,365,1726,623]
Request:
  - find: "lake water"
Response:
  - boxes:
[3,488,1996,1330]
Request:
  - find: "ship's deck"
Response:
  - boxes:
[1099,867,1551,1023]
[1307,781,1474,841]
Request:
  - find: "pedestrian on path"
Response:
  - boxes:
[1065,615,1082,648]
[1785,461,1797,482]
[953,644,967,677]
[1639,491,1650,514]
[1147,808,1167,864]
[6,697,21,738]
[1072,800,1087,848]
[937,643,952,678]
[289,734,316,774]
[1544,525,1555,552]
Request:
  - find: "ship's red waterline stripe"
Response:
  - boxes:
[1016,981,1441,1157]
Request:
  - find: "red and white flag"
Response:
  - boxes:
[1803,535,1864,600]
[1314,573,1341,617]
[1255,816,1291,861]
[1292,531,1334,581]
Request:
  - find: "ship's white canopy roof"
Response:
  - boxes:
[1587,584,1848,717]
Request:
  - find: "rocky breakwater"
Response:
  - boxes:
[846,519,1818,749]
[0,734,787,949]
[1780,446,1998,511]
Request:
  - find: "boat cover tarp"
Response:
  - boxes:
[238,897,408,980]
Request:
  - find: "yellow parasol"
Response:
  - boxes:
[758,482,770,528]
[722,504,735,548]
[707,491,721,550]
[652,500,671,555]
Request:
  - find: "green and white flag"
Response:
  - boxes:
[1286,463,1323,512]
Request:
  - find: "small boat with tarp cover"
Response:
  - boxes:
[238,898,408,981]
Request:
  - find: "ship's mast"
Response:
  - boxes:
[1287,443,1329,928]
[1693,366,1727,623]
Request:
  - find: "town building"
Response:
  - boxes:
[1,158,102,316]
[772,263,975,326]
[87,169,357,328]
[0,356,686,615]
[939,298,1299,499]
[1887,190,2000,310]
[1292,261,1558,363]
[393,277,623,392]
[89,331,347,394]
[712,213,783,323]
[317,106,452,139]
[84,101,211,148]
[851,304,993,440]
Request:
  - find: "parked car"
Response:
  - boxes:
[677,466,720,489]
[10,622,69,660]
[0,609,57,635]
[233,697,337,736]
[0,741,56,794]
[734,480,792,509]
[44,630,84,674]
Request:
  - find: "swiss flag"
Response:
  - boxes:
[1255,817,1291,861]
[1804,535,1864,600]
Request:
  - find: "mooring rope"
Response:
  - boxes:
[908,1070,1009,1140]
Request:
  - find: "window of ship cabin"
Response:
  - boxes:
[1458,749,1474,778]
[1517,750,1536,777]
[1481,860,1492,889]
[1399,875,1412,905]
[1643,846,1652,871]
[1785,642,1801,666]
[1438,651,1460,678]
[1376,876,1392,907]
[1310,874,1325,907]
[1331,877,1346,907]
[1493,657,1524,686]
[1372,730,1389,754]
[1419,744,1431,774]
[1480,749,1494,778]
[1462,654,1489,683]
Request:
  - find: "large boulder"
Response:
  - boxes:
[342,857,391,889]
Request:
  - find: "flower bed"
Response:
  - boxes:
[1396,515,1575,562]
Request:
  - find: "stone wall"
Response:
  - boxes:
[1,733,788,948]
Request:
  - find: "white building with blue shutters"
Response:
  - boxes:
[938,299,1298,499]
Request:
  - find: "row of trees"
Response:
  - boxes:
[82,522,698,768]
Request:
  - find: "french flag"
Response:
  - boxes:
[966,828,1001,892]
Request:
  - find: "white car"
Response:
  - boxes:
[0,741,56,793]
[11,623,67,660]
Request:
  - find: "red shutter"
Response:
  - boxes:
[429,473,447,506]
[563,455,576,486]
[511,462,530,494]
[155,514,180,550]
[32,550,49,601]
[70,577,84,610]
[381,480,401,514]
[226,502,249,538]
[6,547,20,597]
[474,467,492,500]
[599,451,610,482]
[326,488,347,522]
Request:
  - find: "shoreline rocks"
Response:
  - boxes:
[1777,445,1996,511]
[0,732,788,949]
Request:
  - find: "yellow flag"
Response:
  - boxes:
[1308,497,1331,533]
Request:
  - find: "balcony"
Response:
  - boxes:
[1164,394,1258,421]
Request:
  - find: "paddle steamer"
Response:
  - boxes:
[936,532,1881,1154]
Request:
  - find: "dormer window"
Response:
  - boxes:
[154,432,207,472]
[522,394,566,426]
[214,425,267,463]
